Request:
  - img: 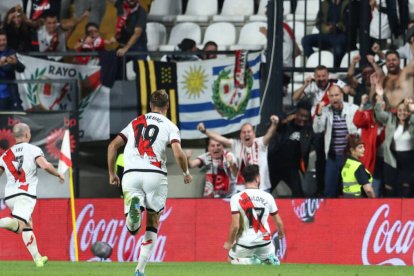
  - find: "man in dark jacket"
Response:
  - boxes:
[268,100,315,197]
[0,29,25,110]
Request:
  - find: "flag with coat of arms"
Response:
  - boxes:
[177,51,262,139]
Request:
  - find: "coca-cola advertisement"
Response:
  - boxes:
[0,198,413,265]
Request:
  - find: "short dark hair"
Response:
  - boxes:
[42,10,58,20]
[296,99,312,113]
[315,65,328,72]
[85,22,99,33]
[150,89,169,108]
[345,134,364,155]
[203,41,218,50]
[385,49,400,59]
[0,29,6,36]
[242,165,260,183]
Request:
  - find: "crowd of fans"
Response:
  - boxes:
[1,0,414,198]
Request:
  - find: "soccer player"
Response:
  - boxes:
[107,89,192,276]
[0,123,65,267]
[224,164,285,265]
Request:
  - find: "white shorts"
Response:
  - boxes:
[5,195,36,224]
[229,242,275,260]
[122,171,168,214]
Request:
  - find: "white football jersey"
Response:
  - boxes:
[230,188,278,247]
[120,112,181,174]
[0,142,44,198]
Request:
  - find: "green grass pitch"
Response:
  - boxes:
[0,261,412,276]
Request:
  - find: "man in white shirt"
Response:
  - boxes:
[0,123,64,267]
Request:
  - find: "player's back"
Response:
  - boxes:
[0,142,43,197]
[121,112,180,174]
[230,188,277,247]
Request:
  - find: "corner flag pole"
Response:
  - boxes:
[69,167,79,262]
[58,129,79,261]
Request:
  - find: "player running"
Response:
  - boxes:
[107,89,192,276]
[224,164,285,265]
[0,123,65,267]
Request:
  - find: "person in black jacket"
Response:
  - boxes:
[267,100,315,197]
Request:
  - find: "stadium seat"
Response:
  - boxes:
[249,0,267,21]
[203,22,236,50]
[306,51,334,73]
[176,0,218,22]
[158,22,202,51]
[148,0,182,22]
[340,50,360,68]
[286,0,319,22]
[146,22,167,51]
[212,0,254,22]
[229,21,267,50]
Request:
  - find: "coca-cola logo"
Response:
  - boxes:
[0,199,6,211]
[272,232,286,260]
[291,199,324,223]
[362,204,414,265]
[70,204,172,262]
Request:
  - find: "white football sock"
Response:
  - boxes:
[22,229,41,261]
[0,217,19,232]
[136,228,158,273]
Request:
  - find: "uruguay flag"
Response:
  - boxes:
[177,52,262,139]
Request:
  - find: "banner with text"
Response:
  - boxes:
[0,198,413,265]
[16,55,109,141]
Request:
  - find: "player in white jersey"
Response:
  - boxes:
[0,123,64,267]
[224,164,285,265]
[107,89,192,276]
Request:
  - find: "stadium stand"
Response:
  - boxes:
[147,0,182,23]
[158,22,202,51]
[176,0,218,23]
[202,22,236,50]
[212,0,254,22]
[146,22,167,51]
[229,21,267,50]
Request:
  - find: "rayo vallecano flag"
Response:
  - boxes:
[58,129,72,174]
[177,52,261,139]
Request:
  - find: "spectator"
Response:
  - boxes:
[114,0,147,60]
[164,38,200,62]
[37,11,88,61]
[267,100,315,197]
[197,116,278,193]
[346,55,375,106]
[341,134,376,198]
[186,138,237,198]
[313,84,359,197]
[0,29,24,110]
[301,0,350,68]
[367,50,404,109]
[3,5,37,52]
[375,85,414,197]
[369,0,392,49]
[73,22,110,65]
[201,41,218,60]
[372,22,414,63]
[353,91,385,197]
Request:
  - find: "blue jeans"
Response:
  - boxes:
[301,33,347,68]
[324,154,346,198]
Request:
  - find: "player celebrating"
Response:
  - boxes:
[224,164,285,265]
[0,123,64,267]
[107,89,192,276]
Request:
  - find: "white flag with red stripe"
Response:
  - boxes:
[58,129,72,174]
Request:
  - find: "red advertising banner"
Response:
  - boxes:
[0,198,413,265]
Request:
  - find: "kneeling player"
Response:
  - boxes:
[223,165,285,265]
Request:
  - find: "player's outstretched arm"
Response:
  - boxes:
[107,135,125,186]
[197,122,232,148]
[171,142,192,184]
[224,213,240,250]
[271,213,285,239]
[36,156,64,183]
